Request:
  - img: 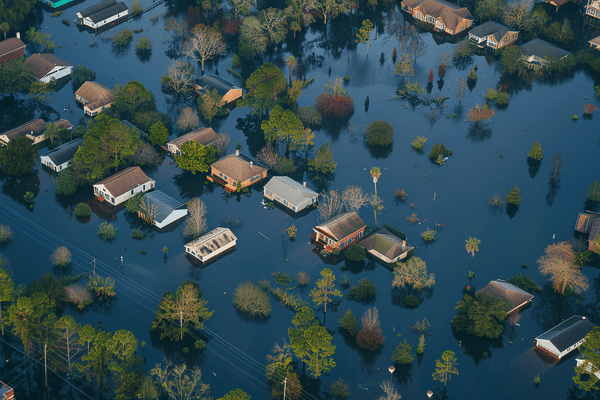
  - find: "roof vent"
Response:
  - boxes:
[303,182,306,187]
[250,161,253,168]
[235,149,239,156]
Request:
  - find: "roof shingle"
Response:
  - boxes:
[477,280,534,311]
[24,53,71,80]
[536,316,594,353]
[316,212,366,241]
[211,153,267,183]
[94,166,152,198]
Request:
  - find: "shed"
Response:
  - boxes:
[75,81,114,116]
[468,21,518,50]
[401,0,473,35]
[0,381,14,400]
[0,118,46,146]
[0,36,26,65]
[185,227,237,262]
[209,150,268,192]
[166,127,218,155]
[520,38,570,69]
[313,212,367,252]
[196,75,242,105]
[93,166,155,206]
[477,279,534,314]
[358,229,414,264]
[139,190,187,229]
[263,176,318,213]
[40,138,84,172]
[76,0,129,29]
[535,316,594,359]
[24,53,73,83]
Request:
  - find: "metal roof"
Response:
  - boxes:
[185,227,237,257]
[197,74,240,97]
[78,0,117,17]
[88,2,128,23]
[140,190,184,224]
[316,212,366,241]
[536,316,594,352]
[264,176,317,207]
[43,138,84,166]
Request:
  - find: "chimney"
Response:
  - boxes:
[250,161,253,168]
[235,149,239,156]
[402,240,406,247]
[16,32,20,39]
[303,182,306,187]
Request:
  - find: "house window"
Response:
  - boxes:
[232,181,237,186]
[426,15,434,23]
[348,237,353,244]
[340,241,345,248]
[292,206,296,211]
[111,197,115,204]
[223,175,228,180]
[143,185,145,190]
[131,190,134,195]
[283,200,288,205]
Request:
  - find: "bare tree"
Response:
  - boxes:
[318,190,343,222]
[457,78,467,104]
[378,380,401,400]
[538,241,589,295]
[549,152,562,180]
[503,0,535,30]
[140,197,160,225]
[393,257,435,291]
[183,24,226,72]
[467,103,495,122]
[341,186,370,213]
[356,307,385,351]
[213,133,230,157]
[176,107,199,133]
[257,145,277,169]
[183,198,208,239]
[258,7,289,45]
[406,213,420,225]
[164,61,196,93]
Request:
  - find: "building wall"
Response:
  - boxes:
[0,47,25,65]
[263,189,316,212]
[212,167,266,191]
[41,156,73,172]
[83,10,129,29]
[84,103,112,116]
[94,180,155,206]
[40,65,73,83]
[155,209,188,229]
[497,31,519,49]
[186,240,236,262]
[315,227,366,251]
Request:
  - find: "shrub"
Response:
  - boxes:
[338,309,358,336]
[496,91,509,105]
[404,295,419,307]
[383,223,407,240]
[0,225,13,244]
[587,180,600,202]
[527,141,543,160]
[421,229,437,242]
[136,37,152,51]
[345,244,366,262]
[75,203,91,219]
[347,279,376,302]
[392,339,414,364]
[97,222,117,242]
[150,14,159,23]
[131,230,144,239]
[508,274,541,292]
[64,284,93,309]
[505,186,521,205]
[364,120,393,146]
[315,92,354,118]
[297,271,310,286]
[113,27,133,47]
[232,281,272,317]
[411,136,427,151]
[468,68,477,81]
[297,106,322,128]
[327,379,350,399]
[51,246,72,267]
[51,11,63,17]
[131,0,143,14]
[340,274,350,288]
[429,143,452,161]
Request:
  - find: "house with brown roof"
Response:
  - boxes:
[209,150,268,192]
[0,35,26,65]
[24,53,73,83]
[312,212,367,252]
[195,75,242,105]
[401,0,473,35]
[468,21,518,50]
[93,166,155,206]
[75,81,114,116]
[590,36,600,50]
[185,227,237,263]
[358,229,414,264]
[0,118,46,146]
[0,381,14,400]
[166,127,218,155]
[575,212,600,252]
[477,280,534,314]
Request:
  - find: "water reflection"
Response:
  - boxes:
[452,330,503,365]
[1,174,40,212]
[506,203,519,219]
[390,286,434,309]
[172,172,215,200]
[466,122,492,141]
[236,115,266,157]
[531,282,586,333]
[546,178,561,207]
[365,141,393,159]
[527,157,542,179]
[135,48,152,64]
[392,362,413,388]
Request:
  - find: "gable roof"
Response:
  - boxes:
[520,38,570,60]
[94,166,152,197]
[211,153,267,182]
[24,53,71,80]
[358,229,413,260]
[43,138,84,166]
[1,118,45,141]
[403,0,473,31]
[54,119,73,130]
[316,212,366,241]
[197,75,240,96]
[469,21,517,41]
[141,190,185,224]
[536,316,594,353]
[590,36,600,47]
[75,81,114,110]
[590,218,600,243]
[168,127,218,149]
[0,37,26,58]
[0,381,13,398]
[264,176,317,206]
[477,280,533,311]
[185,227,237,257]
[576,213,600,234]
[79,0,117,17]
[87,2,128,23]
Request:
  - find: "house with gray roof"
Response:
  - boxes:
[535,316,594,359]
[0,118,46,146]
[312,212,367,252]
[358,229,414,264]
[139,190,187,229]
[75,0,129,30]
[468,21,518,50]
[477,279,534,314]
[0,380,14,400]
[520,38,570,69]
[263,176,318,213]
[185,227,237,263]
[40,138,83,172]
[196,75,242,105]
[209,150,268,192]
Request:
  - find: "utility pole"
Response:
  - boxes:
[44,344,47,387]
[180,310,183,341]
[283,378,287,400]
[91,258,96,276]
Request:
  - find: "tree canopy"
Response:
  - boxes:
[174,141,216,174]
[238,62,286,117]
[450,293,511,338]
[0,136,37,175]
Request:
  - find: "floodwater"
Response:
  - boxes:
[0,2,599,399]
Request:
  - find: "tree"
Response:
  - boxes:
[392,257,435,291]
[78,324,96,354]
[355,19,374,55]
[228,0,254,23]
[0,136,36,175]
[112,27,133,47]
[197,90,219,127]
[364,120,393,147]
[131,0,142,14]
[0,22,9,39]
[162,61,195,93]
[286,56,297,83]
[378,380,401,400]
[177,107,199,133]
[432,350,458,387]
[308,142,337,177]
[573,327,600,391]
[183,198,208,239]
[300,325,336,379]
[151,281,213,341]
[183,24,225,72]
[356,308,385,351]
[77,330,111,386]
[106,329,143,399]
[394,54,414,78]
[547,18,574,43]
[232,281,271,318]
[87,274,116,298]
[238,62,286,117]
[315,77,355,118]
[527,141,543,160]
[341,185,370,213]
[0,56,35,94]
[503,0,535,30]
[71,65,95,91]
[500,45,528,77]
[7,293,53,353]
[538,241,589,295]
[456,78,467,103]
[51,246,72,267]
[450,293,511,338]
[505,185,521,205]
[148,121,169,146]
[417,334,425,354]
[347,279,376,302]
[338,309,358,336]
[467,103,495,122]
[370,193,384,228]
[465,237,481,257]
[53,315,81,369]
[476,0,505,21]
[112,81,155,120]
[310,268,342,315]
[392,338,414,364]
[152,360,210,400]
[311,0,352,25]
[587,180,600,202]
[25,26,55,51]
[258,7,289,45]
[218,389,251,400]
[44,122,67,146]
[239,16,268,58]
[0,225,12,244]
[261,105,305,151]
[0,268,14,335]
[318,190,343,222]
[174,141,216,174]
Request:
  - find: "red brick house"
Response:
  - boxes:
[0,35,26,65]
[313,212,367,252]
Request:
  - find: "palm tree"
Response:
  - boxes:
[0,23,9,40]
[370,167,381,193]
[286,55,297,84]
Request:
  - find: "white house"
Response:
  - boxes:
[24,53,73,83]
[185,227,237,263]
[535,316,594,359]
[139,190,187,229]
[263,176,318,213]
[76,0,129,30]
[93,166,155,206]
[40,138,83,172]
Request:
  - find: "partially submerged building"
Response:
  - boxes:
[185,227,237,263]
[0,35,26,65]
[535,316,594,359]
[0,381,14,400]
[520,38,570,69]
[358,229,414,264]
[312,212,367,252]
[93,166,155,206]
[196,75,242,105]
[575,212,600,252]
[477,279,534,314]
[209,150,268,192]
[401,0,473,35]
[139,190,187,229]
[24,53,73,83]
[75,81,114,116]
[263,176,318,214]
[75,0,129,30]
[40,138,84,172]
[468,21,518,50]
[166,127,218,155]
[0,118,46,146]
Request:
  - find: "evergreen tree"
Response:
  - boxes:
[574,327,600,391]
[310,268,343,316]
[338,309,358,336]
[505,186,521,205]
[417,334,425,355]
[391,338,414,365]
[0,268,14,335]
[527,141,543,160]
[174,141,216,174]
[148,121,169,146]
[432,350,459,387]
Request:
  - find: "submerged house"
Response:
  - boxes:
[139,190,187,229]
[40,138,84,172]
[24,53,73,83]
[586,0,600,19]
[0,35,26,65]
[575,212,600,252]
[0,118,46,146]
[75,81,114,116]
[0,381,14,400]
[590,36,600,50]
[166,127,218,155]
[209,150,268,192]
[520,38,570,69]
[477,279,534,314]
[196,75,242,105]
[401,0,473,35]
[263,176,318,213]
[468,21,518,50]
[312,212,367,252]
[358,229,414,264]
[185,227,237,263]
[93,166,155,206]
[535,316,594,359]
[75,0,129,30]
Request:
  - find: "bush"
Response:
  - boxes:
[383,223,407,240]
[364,120,393,146]
[232,281,272,318]
[315,92,354,118]
[97,222,117,242]
[404,295,419,307]
[64,284,93,309]
[297,271,310,286]
[506,186,521,205]
[51,246,72,267]
[51,11,63,17]
[327,379,350,399]
[136,37,152,51]
[429,143,452,161]
[468,68,477,81]
[587,180,600,202]
[508,274,541,292]
[131,0,143,15]
[392,339,414,365]
[345,244,366,262]
[338,309,358,336]
[411,136,427,151]
[347,279,376,302]
[496,91,509,105]
[527,141,543,160]
[75,203,91,219]
[131,230,144,239]
[421,229,437,242]
[0,225,13,244]
[113,28,133,47]
[297,106,322,128]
